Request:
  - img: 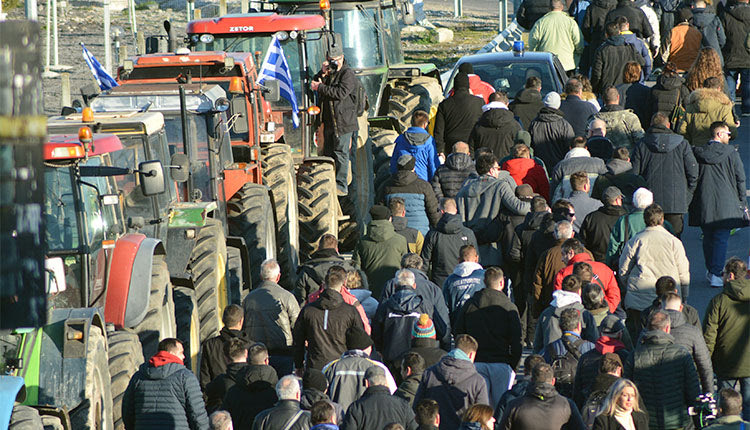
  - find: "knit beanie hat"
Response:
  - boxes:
[346,325,374,350]
[302,368,328,392]
[543,91,561,109]
[412,314,436,339]
[454,72,470,90]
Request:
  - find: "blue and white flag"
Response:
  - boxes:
[81,43,118,91]
[257,36,299,128]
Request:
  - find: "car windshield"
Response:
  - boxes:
[45,167,79,251]
[331,8,383,69]
[455,60,557,99]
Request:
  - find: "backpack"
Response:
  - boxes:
[669,89,686,132]
[581,389,608,429]
[353,78,369,117]
[546,336,585,398]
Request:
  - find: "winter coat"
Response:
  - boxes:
[494,379,532,422]
[509,88,545,130]
[720,2,750,69]
[703,275,750,378]
[352,219,408,299]
[631,124,698,213]
[583,0,619,66]
[322,349,397,412]
[456,173,531,240]
[349,289,378,322]
[409,337,448,370]
[252,400,312,430]
[442,262,486,321]
[378,170,440,236]
[581,204,628,262]
[664,309,714,392]
[293,288,366,370]
[295,249,360,304]
[317,62,359,136]
[605,0,654,38]
[529,10,584,71]
[702,416,750,430]
[199,327,251,390]
[679,88,738,146]
[434,89,484,154]
[592,35,646,95]
[517,0,553,29]
[665,23,703,72]
[421,213,479,289]
[619,225,690,311]
[559,94,601,138]
[390,127,441,181]
[468,108,522,161]
[395,373,422,407]
[640,297,701,330]
[573,340,631,407]
[205,361,244,414]
[616,82,653,129]
[590,158,648,208]
[529,107,576,171]
[122,360,209,430]
[534,291,599,352]
[222,364,279,430]
[688,141,747,229]
[243,280,300,354]
[300,389,345,425]
[509,211,551,299]
[542,331,596,364]
[373,287,431,362]
[533,241,595,317]
[550,150,607,202]
[621,31,653,79]
[554,253,620,312]
[651,73,689,115]
[591,104,645,151]
[692,7,726,65]
[592,411,650,430]
[415,354,490,430]
[392,216,424,255]
[502,157,550,201]
[453,288,523,368]
[500,382,586,430]
[605,209,647,268]
[569,190,605,232]
[342,385,418,430]
[624,329,701,430]
[308,287,372,335]
[430,152,478,199]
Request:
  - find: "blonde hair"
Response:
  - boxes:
[599,378,642,416]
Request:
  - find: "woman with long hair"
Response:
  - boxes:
[616,62,653,128]
[593,378,649,430]
[685,47,724,92]
[651,62,689,116]
[459,404,496,430]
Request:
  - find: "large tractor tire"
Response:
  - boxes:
[297,161,340,263]
[131,254,175,360]
[261,144,299,289]
[386,86,422,130]
[370,128,400,198]
[69,326,113,430]
[227,183,276,288]
[174,286,200,373]
[107,330,144,430]
[8,405,43,430]
[188,219,228,342]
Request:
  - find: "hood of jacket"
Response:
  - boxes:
[664,308,687,328]
[436,212,465,234]
[452,261,484,277]
[461,172,514,198]
[392,215,409,231]
[445,152,475,172]
[568,253,593,265]
[403,126,431,146]
[535,106,565,121]
[726,2,750,22]
[550,290,583,308]
[367,219,397,243]
[523,210,550,231]
[237,364,279,391]
[591,372,620,394]
[391,287,424,312]
[434,355,479,384]
[687,88,732,111]
[606,158,633,175]
[691,8,717,26]
[526,382,559,402]
[308,247,342,261]
[141,361,184,380]
[724,276,750,301]
[224,362,247,383]
[643,124,684,152]
[693,141,735,164]
[656,73,685,91]
[565,147,591,159]
[600,104,625,113]
[350,288,372,302]
[314,288,346,310]
[514,87,543,104]
[620,31,641,46]
[640,329,675,346]
[392,169,419,187]
[599,204,628,217]
[595,335,627,354]
[604,34,628,47]
[300,388,330,410]
[478,106,516,128]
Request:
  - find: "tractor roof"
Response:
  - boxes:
[132,50,254,66]
[48,111,165,136]
[187,12,325,34]
[91,84,227,113]
[45,133,123,160]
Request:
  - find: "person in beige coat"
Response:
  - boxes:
[678,77,738,146]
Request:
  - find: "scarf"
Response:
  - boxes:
[481,101,509,112]
[447,348,472,362]
[614,405,636,430]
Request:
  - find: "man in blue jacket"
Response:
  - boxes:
[616,16,653,80]
[390,110,441,182]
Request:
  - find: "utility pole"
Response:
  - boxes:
[26,0,38,21]
[499,0,507,31]
[453,0,462,17]
[103,0,111,74]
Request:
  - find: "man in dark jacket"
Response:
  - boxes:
[591,23,646,95]
[300,369,344,424]
[720,0,750,117]
[252,375,312,430]
[582,0,618,73]
[293,266,366,370]
[454,267,522,369]
[414,335,489,430]
[395,352,425,407]
[516,0,553,29]
[468,91,521,161]
[123,338,209,430]
[295,234,360,304]
[389,198,424,255]
[494,354,547,421]
[691,0,726,65]
[205,338,249,413]
[529,92,576,172]
[605,0,654,38]
[510,77,545,130]
[640,275,701,329]
[631,112,698,238]
[549,137,607,203]
[342,366,418,430]
[580,186,627,262]
[352,206,408,298]
[311,34,359,196]
[534,275,599,353]
[421,198,478,289]
[434,72,484,156]
[389,110,440,182]
[200,304,249,391]
[541,308,596,398]
[430,142,477,199]
[378,154,440,236]
[624,311,701,430]
[499,363,586,429]
[559,79,600,138]
[222,343,279,430]
[590,147,648,208]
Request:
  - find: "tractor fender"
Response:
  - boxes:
[0,376,25,429]
[104,234,165,329]
[301,156,336,167]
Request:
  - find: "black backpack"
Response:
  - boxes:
[581,389,608,429]
[546,336,585,398]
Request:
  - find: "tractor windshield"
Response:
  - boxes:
[331,7,383,69]
[45,167,80,251]
[163,113,212,202]
[110,136,156,219]
[381,6,404,65]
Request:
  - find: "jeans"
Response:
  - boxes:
[726,68,750,115]
[323,130,354,195]
[701,227,731,277]
[718,377,750,421]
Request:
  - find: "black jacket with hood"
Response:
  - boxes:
[205,361,245,414]
[509,88,545,130]
[294,248,360,304]
[499,382,586,430]
[580,204,628,262]
[468,108,522,161]
[720,2,750,69]
[342,385,418,430]
[199,326,251,391]
[582,0,618,49]
[517,0,553,29]
[421,213,478,289]
[316,61,359,136]
[222,364,279,430]
[430,152,478,199]
[631,124,698,213]
[651,73,689,115]
[590,158,648,207]
[592,35,646,94]
[529,107,576,171]
[692,7,726,65]
[604,0,654,38]
[373,287,431,362]
[434,88,484,154]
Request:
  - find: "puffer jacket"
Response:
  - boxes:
[500,382,585,430]
[619,225,690,310]
[509,88,545,130]
[616,82,653,129]
[550,150,607,199]
[553,253,620,312]
[679,88,738,146]
[421,213,478,289]
[322,349,397,412]
[580,204,628,263]
[631,124,698,213]
[516,0,553,29]
[692,7,726,65]
[392,215,424,255]
[591,104,645,151]
[443,262,486,321]
[342,385,418,430]
[390,127,441,181]
[592,35,646,95]
[316,61,359,136]
[252,400,312,430]
[352,219,408,298]
[293,288,366,370]
[373,287,429,362]
[414,353,490,430]
[222,364,279,430]
[123,358,209,430]
[501,157,550,201]
[605,0,654,38]
[468,107,522,161]
[430,152,477,199]
[434,88,484,154]
[205,361,244,413]
[703,275,750,378]
[378,170,440,235]
[720,2,750,69]
[625,329,701,430]
[664,309,714,392]
[651,73,689,115]
[534,290,599,352]
[590,157,648,208]
[199,326,251,391]
[688,141,746,229]
[294,248,360,304]
[242,280,300,354]
[529,107,575,171]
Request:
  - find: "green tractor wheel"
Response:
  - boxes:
[68,326,113,430]
[297,161,339,263]
[107,330,144,430]
[188,219,228,342]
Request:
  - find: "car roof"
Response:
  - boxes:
[458,51,556,64]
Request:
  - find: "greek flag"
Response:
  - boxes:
[81,43,118,91]
[257,36,299,128]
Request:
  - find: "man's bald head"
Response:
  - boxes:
[440,198,457,214]
[588,119,607,137]
[453,142,470,154]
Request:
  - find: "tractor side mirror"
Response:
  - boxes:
[402,1,416,25]
[230,97,249,134]
[169,153,190,183]
[261,80,281,103]
[138,160,166,196]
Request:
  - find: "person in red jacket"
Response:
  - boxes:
[553,238,620,312]
[501,143,550,201]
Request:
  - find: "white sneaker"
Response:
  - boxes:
[709,274,723,288]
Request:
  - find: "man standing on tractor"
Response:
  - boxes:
[311,33,360,196]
